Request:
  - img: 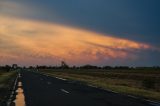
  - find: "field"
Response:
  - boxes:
[39,69,160,101]
[0,70,17,103]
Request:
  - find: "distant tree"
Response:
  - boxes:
[12,64,18,70]
[29,66,34,69]
[72,65,76,69]
[103,66,112,69]
[5,65,11,72]
[135,66,160,70]
[80,64,99,69]
[61,61,69,69]
[23,66,26,69]
[38,65,52,69]
[114,66,130,69]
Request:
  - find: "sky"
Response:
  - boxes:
[0,0,160,66]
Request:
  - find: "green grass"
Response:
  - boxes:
[39,69,160,101]
[0,70,17,102]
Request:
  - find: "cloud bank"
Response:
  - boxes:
[0,15,155,66]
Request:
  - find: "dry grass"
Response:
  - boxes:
[0,70,17,102]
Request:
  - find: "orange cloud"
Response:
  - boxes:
[0,15,152,65]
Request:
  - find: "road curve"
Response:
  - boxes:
[21,70,154,106]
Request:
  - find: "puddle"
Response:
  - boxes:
[14,75,26,106]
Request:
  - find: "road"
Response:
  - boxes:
[20,70,155,106]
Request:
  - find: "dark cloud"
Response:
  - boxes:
[1,0,160,46]
[82,41,143,53]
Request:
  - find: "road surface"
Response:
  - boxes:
[20,70,156,106]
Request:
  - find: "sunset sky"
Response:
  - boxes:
[0,0,160,66]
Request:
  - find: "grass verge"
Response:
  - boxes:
[0,70,17,104]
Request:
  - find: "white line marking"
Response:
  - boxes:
[88,84,98,88]
[18,74,21,78]
[127,95,138,99]
[11,91,14,95]
[7,74,19,106]
[146,100,160,106]
[55,77,66,81]
[14,81,26,106]
[108,90,118,94]
[87,84,119,94]
[149,102,160,106]
[39,73,67,81]
[61,89,69,94]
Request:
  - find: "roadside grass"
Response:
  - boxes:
[0,70,17,103]
[39,69,160,101]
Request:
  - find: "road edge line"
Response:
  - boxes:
[7,73,19,106]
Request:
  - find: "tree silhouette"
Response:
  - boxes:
[61,61,69,69]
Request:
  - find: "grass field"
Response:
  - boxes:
[39,69,160,101]
[0,70,17,103]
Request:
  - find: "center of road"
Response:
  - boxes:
[14,73,26,106]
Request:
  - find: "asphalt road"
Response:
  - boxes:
[20,70,155,106]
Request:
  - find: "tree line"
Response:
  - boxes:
[0,61,160,71]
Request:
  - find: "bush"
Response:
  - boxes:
[142,78,155,89]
